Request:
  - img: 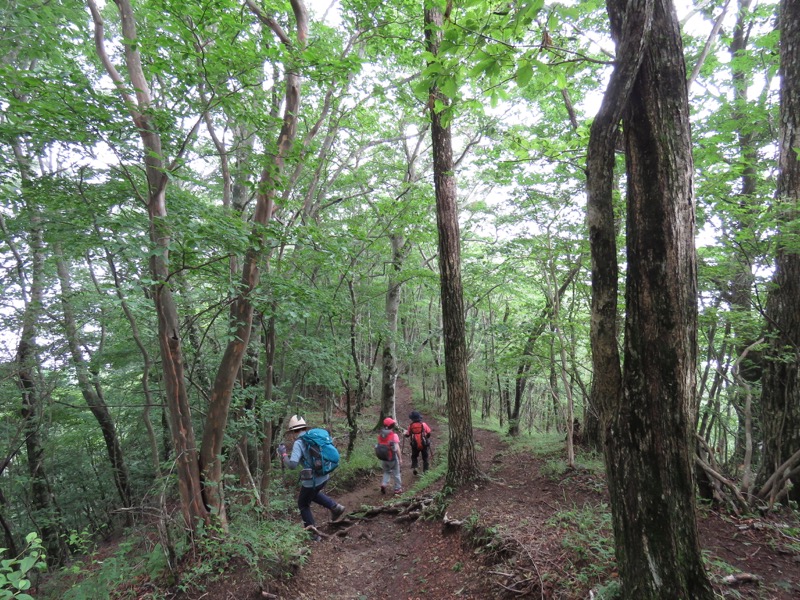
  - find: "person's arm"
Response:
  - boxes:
[282,439,304,469]
[393,436,402,464]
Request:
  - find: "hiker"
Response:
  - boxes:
[377,417,403,495]
[404,410,432,475]
[277,415,346,536]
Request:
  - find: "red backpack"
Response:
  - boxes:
[408,422,429,451]
[375,433,394,461]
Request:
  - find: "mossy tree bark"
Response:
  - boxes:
[757,0,800,505]
[588,0,714,597]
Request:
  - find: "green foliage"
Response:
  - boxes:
[592,580,621,599]
[0,533,47,600]
[548,503,615,588]
[178,516,307,593]
[44,505,308,599]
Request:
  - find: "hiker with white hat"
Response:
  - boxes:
[277,415,346,538]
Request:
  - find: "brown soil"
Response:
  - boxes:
[186,381,800,599]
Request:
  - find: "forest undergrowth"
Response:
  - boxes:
[31,382,800,599]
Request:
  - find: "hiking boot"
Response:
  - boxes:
[412,468,418,476]
[309,533,322,542]
[394,488,403,495]
[330,503,346,522]
[380,485,386,495]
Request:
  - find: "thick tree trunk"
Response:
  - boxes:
[424,3,481,488]
[588,1,714,597]
[757,0,800,504]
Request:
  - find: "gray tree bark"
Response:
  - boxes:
[587,0,714,597]
[424,2,481,488]
[757,0,800,505]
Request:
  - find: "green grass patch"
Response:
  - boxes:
[548,502,615,589]
[39,502,308,600]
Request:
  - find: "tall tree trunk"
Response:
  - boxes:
[757,0,800,505]
[13,193,69,566]
[201,0,308,527]
[55,246,133,513]
[88,0,209,530]
[424,2,481,487]
[587,1,714,597]
[725,0,763,470]
[379,233,409,424]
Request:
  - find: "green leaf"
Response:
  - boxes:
[516,63,533,88]
[13,577,31,591]
[440,76,458,99]
[19,555,37,575]
[470,58,496,78]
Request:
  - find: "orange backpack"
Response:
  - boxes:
[408,422,429,451]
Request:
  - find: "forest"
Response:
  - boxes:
[1,0,799,598]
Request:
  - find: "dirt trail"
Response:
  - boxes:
[261,381,800,600]
[274,381,499,600]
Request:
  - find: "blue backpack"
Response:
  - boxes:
[299,428,340,476]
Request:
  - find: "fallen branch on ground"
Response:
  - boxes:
[721,573,761,585]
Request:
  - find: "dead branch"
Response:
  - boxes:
[694,455,749,514]
[721,573,762,585]
[395,510,422,523]
[359,505,403,518]
[442,512,464,528]
[756,447,800,505]
[304,525,331,539]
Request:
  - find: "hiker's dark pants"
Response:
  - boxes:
[298,481,336,527]
[410,445,429,472]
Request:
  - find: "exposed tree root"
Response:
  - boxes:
[442,511,544,599]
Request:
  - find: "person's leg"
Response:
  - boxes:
[381,460,391,492]
[422,446,430,472]
[297,486,316,527]
[311,481,337,510]
[410,446,419,474]
[392,458,402,492]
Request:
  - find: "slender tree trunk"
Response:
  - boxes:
[88,0,209,530]
[95,240,162,478]
[379,234,409,424]
[726,0,763,471]
[757,0,800,504]
[202,0,308,526]
[509,264,580,435]
[587,1,714,597]
[14,203,69,566]
[55,246,133,513]
[424,2,481,487]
